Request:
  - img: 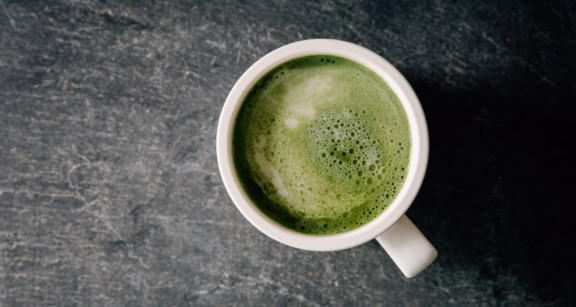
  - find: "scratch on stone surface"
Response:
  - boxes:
[94,214,125,243]
[397,48,428,64]
[198,21,212,31]
[78,199,152,270]
[449,64,465,74]
[0,188,85,203]
[187,220,242,228]
[265,28,277,43]
[138,279,181,304]
[206,39,227,52]
[0,0,17,31]
[345,23,360,38]
[77,198,126,243]
[128,250,150,269]
[247,275,322,307]
[66,155,91,191]
[62,75,69,92]
[460,21,472,31]
[247,256,284,269]
[541,76,560,88]
[0,232,29,250]
[482,31,500,50]
[171,133,183,149]
[168,162,216,176]
[156,215,244,229]
[190,289,212,296]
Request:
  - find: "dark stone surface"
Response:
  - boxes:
[1,0,575,305]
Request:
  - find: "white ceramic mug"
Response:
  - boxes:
[216,39,437,278]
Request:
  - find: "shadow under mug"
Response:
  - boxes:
[217,39,437,278]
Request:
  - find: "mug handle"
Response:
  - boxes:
[375,215,437,278]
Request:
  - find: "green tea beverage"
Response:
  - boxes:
[233,55,411,235]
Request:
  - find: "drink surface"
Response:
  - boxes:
[233,55,410,235]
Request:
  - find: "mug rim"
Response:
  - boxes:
[216,39,428,251]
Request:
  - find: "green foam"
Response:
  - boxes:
[233,55,411,235]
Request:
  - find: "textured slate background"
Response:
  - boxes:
[1,0,575,305]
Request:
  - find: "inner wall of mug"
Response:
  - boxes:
[217,39,428,251]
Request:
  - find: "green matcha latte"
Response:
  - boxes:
[233,55,411,235]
